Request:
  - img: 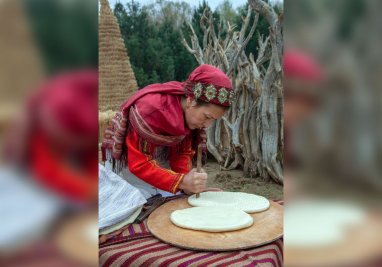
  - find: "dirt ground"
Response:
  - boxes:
[99,150,283,200]
[204,160,283,200]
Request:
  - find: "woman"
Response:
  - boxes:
[5,70,98,203]
[102,64,234,198]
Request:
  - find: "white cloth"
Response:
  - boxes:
[99,164,147,229]
[0,167,60,250]
[120,167,175,199]
[104,146,177,199]
[99,206,142,235]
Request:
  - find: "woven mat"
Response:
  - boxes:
[99,198,283,267]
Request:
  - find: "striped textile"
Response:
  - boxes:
[100,236,283,267]
[99,200,283,267]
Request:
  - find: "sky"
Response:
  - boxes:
[108,0,282,11]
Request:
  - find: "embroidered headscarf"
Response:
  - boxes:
[184,64,234,106]
[101,64,234,171]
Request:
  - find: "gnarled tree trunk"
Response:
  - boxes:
[182,0,283,184]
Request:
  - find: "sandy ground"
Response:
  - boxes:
[204,160,283,200]
[99,150,283,200]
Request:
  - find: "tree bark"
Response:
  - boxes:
[182,0,283,183]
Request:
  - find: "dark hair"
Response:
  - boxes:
[194,99,210,107]
[194,99,229,110]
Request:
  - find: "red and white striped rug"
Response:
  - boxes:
[99,199,283,267]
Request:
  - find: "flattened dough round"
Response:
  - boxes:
[188,192,270,213]
[170,207,253,232]
[284,200,365,247]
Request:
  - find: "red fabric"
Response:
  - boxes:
[125,94,196,193]
[38,70,98,138]
[120,64,233,118]
[184,64,234,107]
[129,106,186,147]
[101,81,186,162]
[185,64,232,91]
[134,93,190,137]
[100,237,283,267]
[169,134,195,174]
[126,128,192,193]
[121,81,186,117]
[283,49,322,81]
[119,64,232,139]
[26,70,98,202]
[30,132,98,201]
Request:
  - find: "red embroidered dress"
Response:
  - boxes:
[126,92,194,194]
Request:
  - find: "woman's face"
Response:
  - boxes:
[184,98,227,130]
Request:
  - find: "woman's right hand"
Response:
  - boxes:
[179,168,207,194]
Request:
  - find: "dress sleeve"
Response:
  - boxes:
[126,128,185,194]
[169,134,195,174]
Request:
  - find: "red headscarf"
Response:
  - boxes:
[102,64,233,170]
[184,64,234,107]
[119,64,233,114]
[39,70,98,140]
[283,49,322,82]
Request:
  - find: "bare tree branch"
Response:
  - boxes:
[181,0,283,183]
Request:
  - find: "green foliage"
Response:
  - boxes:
[114,0,282,87]
[235,3,271,59]
[23,0,98,75]
[189,0,220,46]
[114,0,197,88]
[216,0,236,24]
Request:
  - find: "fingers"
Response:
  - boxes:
[182,189,193,195]
[180,169,208,193]
[190,173,207,193]
[194,172,207,180]
[192,174,207,186]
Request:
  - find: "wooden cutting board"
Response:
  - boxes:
[147,197,283,251]
[55,212,98,266]
[284,213,382,267]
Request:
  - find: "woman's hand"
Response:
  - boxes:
[179,168,207,194]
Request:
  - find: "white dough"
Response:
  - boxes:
[170,207,253,232]
[284,200,365,247]
[188,192,270,213]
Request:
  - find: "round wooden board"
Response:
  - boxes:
[284,214,382,267]
[147,197,283,251]
[55,212,98,266]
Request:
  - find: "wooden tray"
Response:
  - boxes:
[55,212,98,266]
[284,214,382,267]
[147,197,283,251]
